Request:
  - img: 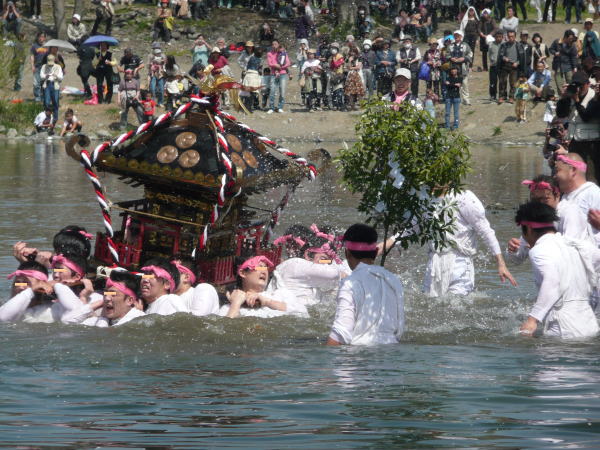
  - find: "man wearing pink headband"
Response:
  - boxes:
[272,224,349,307]
[220,255,308,319]
[0,260,85,324]
[327,224,404,346]
[515,202,600,339]
[140,260,189,316]
[172,259,219,317]
[554,152,600,249]
[79,271,145,327]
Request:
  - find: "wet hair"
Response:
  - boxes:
[16,260,48,277]
[343,223,378,259]
[282,224,313,256]
[53,253,88,277]
[110,270,140,298]
[515,201,558,235]
[53,225,92,259]
[142,258,180,291]
[171,254,197,275]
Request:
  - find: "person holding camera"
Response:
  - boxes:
[118,69,144,130]
[2,1,21,37]
[40,55,63,126]
[556,71,600,181]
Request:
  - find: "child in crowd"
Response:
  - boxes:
[424,88,438,119]
[60,108,83,136]
[261,67,272,110]
[140,90,156,122]
[33,108,54,135]
[543,93,556,127]
[164,74,181,111]
[514,73,530,123]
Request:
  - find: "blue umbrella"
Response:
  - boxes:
[83,35,119,47]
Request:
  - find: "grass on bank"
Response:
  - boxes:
[0,101,41,132]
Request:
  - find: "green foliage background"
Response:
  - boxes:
[337,100,471,265]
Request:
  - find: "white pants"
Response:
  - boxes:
[545,299,600,339]
[424,254,475,297]
[530,0,543,21]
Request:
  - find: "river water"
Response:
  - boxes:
[0,141,599,447]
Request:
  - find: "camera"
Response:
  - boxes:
[548,126,563,139]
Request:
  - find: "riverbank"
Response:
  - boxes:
[0,5,573,147]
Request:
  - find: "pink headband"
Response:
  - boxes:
[79,230,94,240]
[7,269,48,282]
[140,265,176,292]
[557,155,587,172]
[306,243,342,264]
[239,255,274,272]
[518,220,555,229]
[273,234,306,247]
[106,278,137,300]
[521,179,559,194]
[172,261,197,285]
[52,254,85,277]
[344,241,378,251]
[310,224,335,242]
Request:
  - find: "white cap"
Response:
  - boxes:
[363,39,372,47]
[394,68,411,80]
[453,29,464,37]
[73,13,81,20]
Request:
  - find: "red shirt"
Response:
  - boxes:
[141,99,156,116]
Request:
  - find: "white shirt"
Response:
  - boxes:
[301,58,321,74]
[563,182,600,246]
[271,258,347,306]
[0,283,85,324]
[145,294,188,316]
[329,263,404,345]
[218,286,308,318]
[34,111,52,127]
[528,233,599,338]
[179,284,220,316]
[82,307,146,327]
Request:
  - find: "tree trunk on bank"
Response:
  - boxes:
[52,0,67,39]
[335,0,356,25]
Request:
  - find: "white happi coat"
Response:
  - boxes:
[329,262,404,345]
[563,181,600,246]
[271,258,348,306]
[0,284,87,324]
[423,190,501,297]
[145,294,189,316]
[218,285,308,318]
[81,307,146,327]
[528,233,599,339]
[179,283,220,316]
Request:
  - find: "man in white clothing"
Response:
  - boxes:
[327,224,404,346]
[140,260,188,315]
[554,153,600,246]
[172,258,219,316]
[516,202,599,339]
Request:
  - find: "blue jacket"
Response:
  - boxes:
[375,49,396,76]
[527,69,551,88]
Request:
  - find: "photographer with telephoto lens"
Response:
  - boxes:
[118,68,144,130]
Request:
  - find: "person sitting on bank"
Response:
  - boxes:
[60,108,83,136]
[220,255,307,319]
[382,68,422,109]
[2,1,22,38]
[140,259,188,315]
[33,108,54,135]
[67,14,87,48]
[327,224,405,346]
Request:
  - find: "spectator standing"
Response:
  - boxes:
[542,0,557,22]
[514,73,529,122]
[460,7,479,67]
[91,0,114,36]
[140,91,156,122]
[498,30,520,103]
[266,40,291,113]
[118,69,144,129]
[532,32,550,68]
[397,35,421,96]
[488,30,504,101]
[30,32,48,102]
[375,40,397,95]
[238,40,255,75]
[191,34,210,66]
[294,5,314,43]
[329,42,346,110]
[478,9,496,71]
[301,48,323,111]
[344,47,364,110]
[581,21,600,61]
[423,37,442,97]
[449,30,472,105]
[360,39,376,98]
[29,0,41,20]
[564,0,583,25]
[241,47,262,111]
[499,7,519,35]
[94,42,116,104]
[2,1,21,37]
[76,43,96,99]
[119,48,144,79]
[510,0,527,20]
[148,47,166,107]
[67,14,87,47]
[549,29,578,93]
[444,66,462,129]
[258,22,275,51]
[517,30,533,77]
[40,54,63,125]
